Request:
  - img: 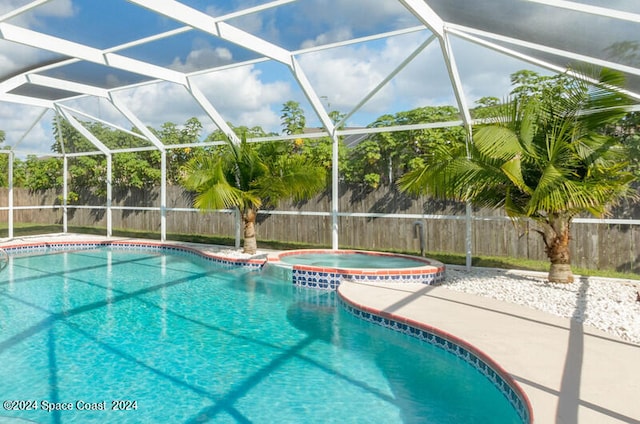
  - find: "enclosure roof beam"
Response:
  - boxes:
[58,103,148,142]
[399,0,444,37]
[127,0,294,66]
[448,23,640,79]
[0,0,52,22]
[0,23,188,85]
[0,93,52,109]
[447,24,640,101]
[338,34,438,129]
[525,0,640,23]
[440,32,472,126]
[56,105,111,155]
[290,57,335,135]
[186,78,240,143]
[109,94,166,151]
[13,108,48,151]
[27,75,110,98]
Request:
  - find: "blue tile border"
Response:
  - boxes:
[268,249,447,291]
[340,300,532,424]
[290,268,447,290]
[0,240,265,271]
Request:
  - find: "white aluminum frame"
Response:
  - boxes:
[0,0,638,268]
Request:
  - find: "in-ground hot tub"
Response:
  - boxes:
[266,249,446,290]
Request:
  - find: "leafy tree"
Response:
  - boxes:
[181,134,326,254]
[52,117,95,154]
[281,101,306,135]
[509,70,574,105]
[112,153,161,190]
[345,139,383,188]
[399,69,636,283]
[296,108,349,180]
[156,117,203,185]
[0,131,26,188]
[346,106,465,189]
[0,156,26,188]
[298,136,348,179]
[603,41,640,66]
[603,111,640,179]
[24,155,63,191]
[472,96,502,120]
[51,117,166,197]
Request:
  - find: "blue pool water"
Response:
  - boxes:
[0,248,524,423]
[279,252,428,269]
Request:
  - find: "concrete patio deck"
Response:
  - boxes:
[338,280,640,424]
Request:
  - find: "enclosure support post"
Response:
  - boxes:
[160,151,167,242]
[63,155,68,233]
[465,201,472,271]
[331,133,339,250]
[106,154,112,237]
[7,151,13,239]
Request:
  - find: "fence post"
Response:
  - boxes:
[466,201,472,271]
[7,151,13,239]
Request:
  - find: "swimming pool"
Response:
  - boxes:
[0,243,527,423]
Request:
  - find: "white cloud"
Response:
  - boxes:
[115,82,200,129]
[297,0,412,41]
[297,33,430,118]
[34,0,75,19]
[113,65,292,136]
[301,28,354,50]
[296,28,554,127]
[192,66,291,131]
[1,0,75,27]
[170,45,233,72]
[0,103,52,155]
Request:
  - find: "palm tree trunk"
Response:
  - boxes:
[540,214,574,283]
[242,207,258,254]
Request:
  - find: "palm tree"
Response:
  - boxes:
[182,135,326,254]
[399,69,636,283]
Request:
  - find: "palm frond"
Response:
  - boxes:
[194,181,243,210]
[251,153,326,204]
[189,160,244,210]
[474,125,521,161]
[500,155,532,195]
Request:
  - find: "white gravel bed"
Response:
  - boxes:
[442,266,640,345]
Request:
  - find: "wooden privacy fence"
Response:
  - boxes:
[0,187,638,273]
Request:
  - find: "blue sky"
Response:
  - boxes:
[0,0,550,155]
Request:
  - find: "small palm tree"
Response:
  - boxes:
[399,69,636,283]
[182,135,326,254]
